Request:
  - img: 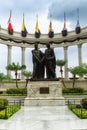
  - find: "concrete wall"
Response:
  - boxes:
[63,79,87,90]
[0,79,87,90]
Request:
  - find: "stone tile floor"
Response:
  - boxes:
[0,106,87,130]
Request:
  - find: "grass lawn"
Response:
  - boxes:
[68,104,87,119]
[0,105,21,119]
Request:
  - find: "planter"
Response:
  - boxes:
[69,77,79,80]
[8,29,14,35]
[62,29,67,36]
[35,31,41,38]
[75,26,81,34]
[21,31,27,37]
[48,30,54,38]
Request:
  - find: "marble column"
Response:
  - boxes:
[78,44,82,66]
[64,46,68,79]
[21,47,26,79]
[7,45,12,75]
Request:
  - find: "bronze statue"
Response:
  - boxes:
[45,43,56,79]
[32,43,45,79]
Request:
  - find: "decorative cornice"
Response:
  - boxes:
[0,27,87,48]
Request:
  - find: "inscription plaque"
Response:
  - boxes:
[40,87,49,94]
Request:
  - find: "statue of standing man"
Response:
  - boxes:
[45,43,56,79]
[32,43,45,80]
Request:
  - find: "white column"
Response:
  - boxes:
[64,46,68,79]
[7,45,12,75]
[21,47,26,79]
[78,44,82,65]
[21,47,25,65]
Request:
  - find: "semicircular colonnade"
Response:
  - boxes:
[0,27,87,79]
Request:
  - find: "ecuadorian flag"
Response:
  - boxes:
[48,16,54,38]
[35,15,40,38]
[48,17,52,32]
[21,14,27,37]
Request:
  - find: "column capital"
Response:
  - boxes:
[77,44,82,48]
[64,46,68,50]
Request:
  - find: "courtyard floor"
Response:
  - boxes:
[0,106,87,130]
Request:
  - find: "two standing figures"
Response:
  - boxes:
[32,43,56,80]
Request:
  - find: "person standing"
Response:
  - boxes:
[45,43,56,79]
[32,43,45,80]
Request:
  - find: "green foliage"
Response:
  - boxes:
[68,63,87,77]
[0,99,8,110]
[0,105,21,119]
[6,62,26,88]
[68,104,87,119]
[81,98,87,109]
[56,59,66,67]
[0,73,12,82]
[63,87,84,94]
[6,88,27,95]
[6,62,26,72]
[22,70,32,79]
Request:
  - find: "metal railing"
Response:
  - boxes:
[8,100,24,106]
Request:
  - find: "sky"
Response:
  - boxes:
[0,0,87,78]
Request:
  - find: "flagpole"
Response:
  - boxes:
[77,8,79,25]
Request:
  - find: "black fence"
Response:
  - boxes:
[8,100,24,106]
[65,99,81,105]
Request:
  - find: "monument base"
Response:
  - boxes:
[24,81,65,106]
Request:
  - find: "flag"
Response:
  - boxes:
[7,10,13,34]
[21,14,27,37]
[35,15,40,33]
[77,8,79,25]
[64,12,66,28]
[8,10,11,24]
[48,16,52,32]
[48,16,54,38]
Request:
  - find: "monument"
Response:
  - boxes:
[24,43,65,106]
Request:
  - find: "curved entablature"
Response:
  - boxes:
[0,27,87,48]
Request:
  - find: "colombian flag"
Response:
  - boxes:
[21,14,27,37]
[8,10,13,35]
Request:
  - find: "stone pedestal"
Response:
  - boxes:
[24,81,65,106]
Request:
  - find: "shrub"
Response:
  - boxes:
[0,99,8,110]
[81,98,87,109]
[62,87,84,94]
[6,88,27,95]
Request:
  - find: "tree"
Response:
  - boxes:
[6,62,26,88]
[22,70,32,88]
[56,59,66,87]
[0,73,12,87]
[68,63,87,88]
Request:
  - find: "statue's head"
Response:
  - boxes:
[34,43,38,50]
[46,43,50,49]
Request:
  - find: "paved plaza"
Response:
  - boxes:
[0,106,87,130]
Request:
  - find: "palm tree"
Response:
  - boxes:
[56,59,66,87]
[68,63,87,88]
[22,70,32,88]
[6,62,26,88]
[0,73,12,87]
